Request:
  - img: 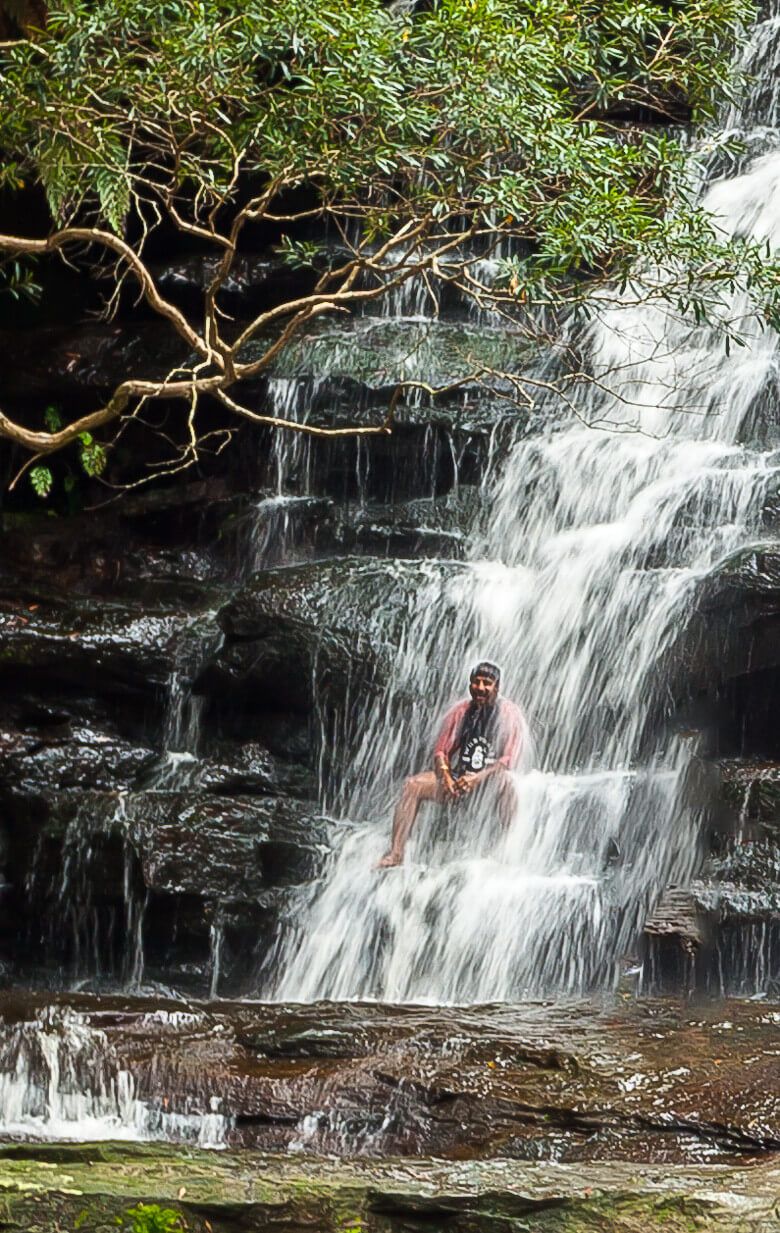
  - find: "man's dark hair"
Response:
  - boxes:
[470,661,501,686]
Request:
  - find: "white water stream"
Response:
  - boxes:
[2,8,779,1150]
[272,13,780,1003]
[0,1008,227,1146]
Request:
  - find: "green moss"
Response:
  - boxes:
[0,1146,773,1233]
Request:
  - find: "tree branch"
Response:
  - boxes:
[0,228,215,364]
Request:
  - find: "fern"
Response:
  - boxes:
[93,134,130,233]
[38,142,77,222]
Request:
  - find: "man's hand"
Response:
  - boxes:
[442,769,461,800]
[437,761,461,801]
[455,771,485,796]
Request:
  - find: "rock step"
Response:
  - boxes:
[0,1145,778,1233]
[2,995,779,1165]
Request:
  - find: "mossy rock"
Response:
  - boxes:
[0,1145,778,1233]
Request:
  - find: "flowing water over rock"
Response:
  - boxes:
[0,1004,227,1147]
[3,11,780,1202]
[271,10,780,1003]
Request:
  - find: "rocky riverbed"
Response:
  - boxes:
[2,994,780,1160]
[1,993,780,1230]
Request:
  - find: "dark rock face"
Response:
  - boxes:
[669,546,780,708]
[0,340,478,995]
[642,547,780,993]
[333,489,483,558]
[0,722,156,793]
[206,556,466,713]
[0,788,332,994]
[0,323,189,403]
[644,758,780,994]
[0,584,222,702]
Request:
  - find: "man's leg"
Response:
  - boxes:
[377,771,441,867]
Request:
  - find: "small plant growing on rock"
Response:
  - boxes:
[118,1204,185,1233]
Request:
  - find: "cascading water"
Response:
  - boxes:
[271,11,780,1003]
[0,1007,228,1146]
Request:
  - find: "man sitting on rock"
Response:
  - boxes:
[377,661,527,868]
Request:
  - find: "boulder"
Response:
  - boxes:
[196,741,316,799]
[0,585,221,703]
[645,759,780,993]
[717,758,780,837]
[0,721,156,793]
[258,318,538,419]
[662,546,780,751]
[4,789,331,903]
[205,557,466,710]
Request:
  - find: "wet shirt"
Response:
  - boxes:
[433,697,526,774]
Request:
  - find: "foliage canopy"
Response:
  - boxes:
[0,0,773,491]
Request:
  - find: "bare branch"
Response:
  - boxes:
[0,228,215,364]
[215,387,393,437]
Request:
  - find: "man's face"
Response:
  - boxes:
[469,673,498,707]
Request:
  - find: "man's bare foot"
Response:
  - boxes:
[375,851,403,869]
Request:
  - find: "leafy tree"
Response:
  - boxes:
[0,0,773,492]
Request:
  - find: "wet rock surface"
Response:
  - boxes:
[644,757,780,994]
[0,792,333,993]
[2,993,780,1167]
[671,544,780,704]
[0,323,189,402]
[208,557,467,711]
[644,539,780,992]
[0,499,373,991]
[333,489,483,558]
[0,583,220,701]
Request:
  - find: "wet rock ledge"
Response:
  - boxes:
[1,1143,779,1233]
[3,994,780,1164]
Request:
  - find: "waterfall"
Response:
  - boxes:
[0,1007,228,1147]
[271,11,780,1004]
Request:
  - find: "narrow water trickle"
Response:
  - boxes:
[153,615,223,789]
[271,13,780,1004]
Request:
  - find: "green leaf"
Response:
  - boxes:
[30,465,53,499]
[94,163,130,234]
[44,405,62,433]
[79,438,107,478]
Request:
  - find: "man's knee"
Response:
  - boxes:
[403,771,437,799]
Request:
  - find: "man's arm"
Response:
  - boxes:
[433,702,466,799]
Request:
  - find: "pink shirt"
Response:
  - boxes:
[433,697,527,771]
